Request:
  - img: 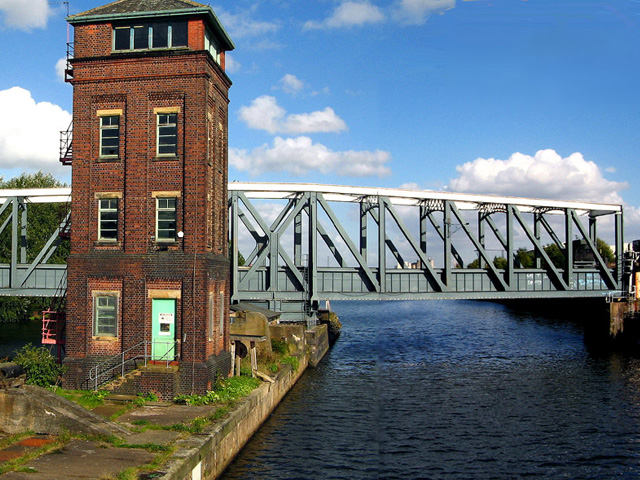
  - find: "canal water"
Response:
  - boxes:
[0,320,42,360]
[222,300,640,479]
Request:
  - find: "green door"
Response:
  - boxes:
[152,298,176,361]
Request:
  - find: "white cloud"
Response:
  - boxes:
[391,0,455,25]
[0,87,71,173]
[230,136,391,177]
[214,6,279,39]
[304,1,385,30]
[278,74,305,96]
[303,0,455,29]
[224,54,241,74]
[0,0,50,30]
[238,95,348,135]
[449,149,628,205]
[55,58,67,82]
[398,182,421,190]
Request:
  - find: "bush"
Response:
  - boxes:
[271,338,288,354]
[12,343,65,387]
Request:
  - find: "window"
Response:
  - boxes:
[156,197,177,241]
[219,291,225,336]
[113,22,188,51]
[98,198,118,240]
[157,113,178,156]
[205,29,220,64]
[100,115,120,157]
[93,295,118,337]
[208,294,214,341]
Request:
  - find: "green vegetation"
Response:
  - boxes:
[467,238,615,270]
[281,355,300,372]
[327,311,342,338]
[0,433,67,475]
[271,338,289,354]
[229,241,246,266]
[173,376,260,406]
[50,388,109,409]
[12,343,65,387]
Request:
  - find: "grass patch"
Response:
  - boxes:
[173,376,260,406]
[281,355,300,372]
[49,387,109,409]
[0,435,66,475]
[0,431,34,450]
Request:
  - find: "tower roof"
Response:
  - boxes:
[68,0,234,50]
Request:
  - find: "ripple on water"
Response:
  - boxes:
[222,300,640,479]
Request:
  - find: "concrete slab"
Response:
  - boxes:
[119,404,219,427]
[1,440,155,479]
[90,401,126,418]
[126,429,181,446]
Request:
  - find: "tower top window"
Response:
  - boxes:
[114,21,188,51]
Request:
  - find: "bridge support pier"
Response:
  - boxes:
[609,298,639,338]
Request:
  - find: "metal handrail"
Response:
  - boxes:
[89,340,177,391]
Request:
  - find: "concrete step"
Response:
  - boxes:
[104,394,139,403]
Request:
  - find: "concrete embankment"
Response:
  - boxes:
[0,322,331,479]
[160,345,309,478]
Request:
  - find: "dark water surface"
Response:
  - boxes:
[222,300,640,479]
[0,320,41,360]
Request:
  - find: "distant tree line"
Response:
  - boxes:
[466,240,614,270]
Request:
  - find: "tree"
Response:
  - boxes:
[596,238,614,265]
[492,256,508,270]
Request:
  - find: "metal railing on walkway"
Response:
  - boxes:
[88,340,177,391]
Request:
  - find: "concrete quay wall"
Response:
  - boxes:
[159,323,327,479]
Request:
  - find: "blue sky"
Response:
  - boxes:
[0,0,639,237]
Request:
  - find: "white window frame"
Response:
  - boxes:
[219,291,225,336]
[93,293,119,337]
[204,29,221,64]
[156,113,178,156]
[98,197,118,241]
[156,196,177,242]
[113,22,188,51]
[208,293,214,341]
[98,114,120,158]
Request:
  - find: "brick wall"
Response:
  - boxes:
[64,15,232,393]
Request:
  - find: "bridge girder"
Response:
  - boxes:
[229,183,624,320]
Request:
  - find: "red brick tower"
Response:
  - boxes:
[63,0,234,396]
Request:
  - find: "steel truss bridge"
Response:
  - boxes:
[0,184,626,320]
[231,183,624,318]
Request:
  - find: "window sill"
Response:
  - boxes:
[153,241,180,251]
[153,155,180,162]
[95,240,121,247]
[112,46,189,54]
[96,157,121,163]
[92,336,118,342]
